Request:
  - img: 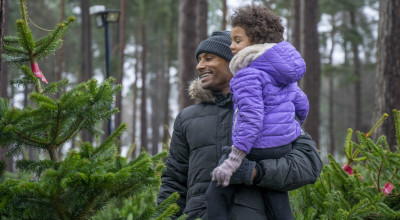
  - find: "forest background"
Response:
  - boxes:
[1,0,399,173]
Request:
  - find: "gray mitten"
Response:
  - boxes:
[217,146,256,185]
[212,146,247,187]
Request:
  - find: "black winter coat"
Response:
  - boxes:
[157,79,322,219]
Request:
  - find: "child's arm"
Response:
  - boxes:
[293,86,309,125]
[212,68,264,186]
[230,68,264,153]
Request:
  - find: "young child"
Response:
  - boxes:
[205,5,309,220]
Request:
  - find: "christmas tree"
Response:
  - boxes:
[290,110,400,219]
[0,1,180,219]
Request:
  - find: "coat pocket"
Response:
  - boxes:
[184,194,207,217]
[233,187,265,211]
[230,187,267,220]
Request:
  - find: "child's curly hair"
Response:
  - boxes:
[229,4,284,44]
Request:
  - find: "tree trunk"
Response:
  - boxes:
[293,0,301,51]
[285,0,291,42]
[115,0,127,152]
[140,21,148,151]
[80,0,93,143]
[373,0,400,150]
[0,0,7,99]
[151,69,161,156]
[221,0,227,30]
[57,0,65,160]
[23,84,38,161]
[163,17,174,145]
[178,0,197,110]
[0,0,3,86]
[328,15,336,156]
[197,0,208,46]
[55,0,65,83]
[301,0,321,147]
[350,10,362,133]
[0,0,13,173]
[293,0,302,87]
[131,32,140,159]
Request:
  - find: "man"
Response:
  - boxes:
[157,31,322,219]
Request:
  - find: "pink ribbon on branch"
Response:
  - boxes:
[342,164,364,180]
[342,164,353,175]
[31,62,48,84]
[382,182,394,195]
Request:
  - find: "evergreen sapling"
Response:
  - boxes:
[0,1,182,219]
[290,111,400,219]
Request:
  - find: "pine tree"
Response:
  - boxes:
[0,1,181,219]
[290,110,400,219]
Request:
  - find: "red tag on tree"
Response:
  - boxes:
[342,164,353,175]
[31,62,48,84]
[382,182,394,195]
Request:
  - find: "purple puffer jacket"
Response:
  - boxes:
[229,41,308,153]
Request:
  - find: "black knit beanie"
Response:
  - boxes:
[195,31,233,62]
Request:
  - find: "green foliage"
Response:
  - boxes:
[0,132,172,219]
[0,78,121,160]
[92,188,184,220]
[3,2,74,67]
[290,111,400,219]
[0,1,182,219]
[0,161,5,181]
[91,133,185,220]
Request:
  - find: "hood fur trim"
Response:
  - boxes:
[229,43,276,75]
[188,78,215,102]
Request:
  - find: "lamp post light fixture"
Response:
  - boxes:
[95,9,121,28]
[91,6,121,136]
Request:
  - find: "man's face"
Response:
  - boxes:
[196,53,233,95]
[230,26,253,55]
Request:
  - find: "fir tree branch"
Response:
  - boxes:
[53,194,68,220]
[388,168,398,182]
[51,103,62,144]
[92,124,127,157]
[19,0,28,24]
[14,130,48,145]
[3,45,28,55]
[376,157,384,193]
[386,193,400,198]
[16,19,34,55]
[55,116,84,146]
[33,26,63,57]
[4,36,20,43]
[35,16,75,48]
[78,195,97,220]
[21,65,42,93]
[3,120,48,146]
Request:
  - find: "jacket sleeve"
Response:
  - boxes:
[293,86,309,125]
[230,68,264,153]
[157,112,189,216]
[255,131,323,191]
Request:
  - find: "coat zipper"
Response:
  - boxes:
[233,107,238,133]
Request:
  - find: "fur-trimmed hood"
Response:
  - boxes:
[229,43,276,75]
[188,79,215,102]
[188,79,233,105]
[230,42,306,86]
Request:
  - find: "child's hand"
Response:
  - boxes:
[212,160,235,187]
[212,146,247,187]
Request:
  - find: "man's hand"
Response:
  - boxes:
[252,168,257,180]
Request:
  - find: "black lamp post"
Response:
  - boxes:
[93,9,120,135]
